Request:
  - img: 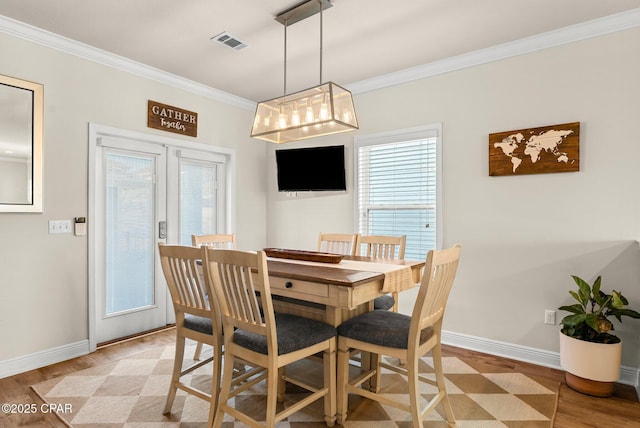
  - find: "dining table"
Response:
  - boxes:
[265,251,425,327]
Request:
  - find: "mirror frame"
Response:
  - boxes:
[0,74,43,212]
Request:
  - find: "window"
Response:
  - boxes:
[355,124,442,260]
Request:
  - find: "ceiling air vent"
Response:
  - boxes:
[211,31,248,51]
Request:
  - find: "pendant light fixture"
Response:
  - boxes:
[250,0,358,143]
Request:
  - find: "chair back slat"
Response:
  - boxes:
[159,244,213,317]
[171,257,204,308]
[412,244,461,335]
[220,263,261,325]
[318,233,358,255]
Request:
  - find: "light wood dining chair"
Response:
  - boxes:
[203,248,338,428]
[317,232,358,255]
[336,244,461,428]
[191,233,236,249]
[158,243,223,426]
[355,234,407,311]
[191,233,237,360]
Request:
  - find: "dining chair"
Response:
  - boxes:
[190,233,236,360]
[191,233,236,249]
[355,234,407,311]
[317,232,358,255]
[157,243,224,426]
[336,244,461,428]
[203,248,338,428]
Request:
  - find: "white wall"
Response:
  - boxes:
[266,28,640,369]
[0,32,266,363]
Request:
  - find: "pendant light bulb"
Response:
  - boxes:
[292,103,300,126]
[305,105,314,123]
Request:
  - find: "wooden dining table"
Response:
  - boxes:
[266,254,425,327]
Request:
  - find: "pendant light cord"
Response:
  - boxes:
[283,18,287,97]
[319,0,323,84]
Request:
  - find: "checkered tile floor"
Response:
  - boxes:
[32,343,559,427]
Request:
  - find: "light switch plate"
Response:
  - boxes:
[49,220,72,234]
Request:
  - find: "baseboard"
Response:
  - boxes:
[441,330,640,392]
[0,340,89,380]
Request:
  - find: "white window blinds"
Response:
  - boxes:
[355,125,441,260]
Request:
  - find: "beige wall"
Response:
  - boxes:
[0,32,266,361]
[266,28,640,368]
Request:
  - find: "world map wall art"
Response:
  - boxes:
[489,122,580,176]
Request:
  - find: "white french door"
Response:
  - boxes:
[167,147,228,247]
[93,136,167,344]
[89,124,234,349]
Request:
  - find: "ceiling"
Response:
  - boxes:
[1,0,640,104]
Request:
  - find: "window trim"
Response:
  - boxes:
[353,123,443,252]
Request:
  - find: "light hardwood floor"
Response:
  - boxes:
[0,327,638,427]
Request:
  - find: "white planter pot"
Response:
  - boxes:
[559,331,622,382]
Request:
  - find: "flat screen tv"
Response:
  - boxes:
[275,145,346,192]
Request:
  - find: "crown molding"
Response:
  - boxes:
[2,8,639,105]
[346,7,640,95]
[0,15,256,111]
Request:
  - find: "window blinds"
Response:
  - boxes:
[355,126,439,260]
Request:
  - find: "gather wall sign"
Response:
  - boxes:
[147,100,198,137]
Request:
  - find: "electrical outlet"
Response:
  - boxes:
[544,309,556,325]
[49,220,72,234]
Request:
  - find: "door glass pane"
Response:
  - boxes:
[179,160,217,245]
[105,152,155,314]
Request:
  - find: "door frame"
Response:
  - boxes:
[88,123,236,352]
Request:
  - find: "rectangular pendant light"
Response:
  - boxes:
[250,0,358,143]
[251,82,358,144]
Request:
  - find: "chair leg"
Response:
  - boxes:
[207,342,223,427]
[432,344,456,426]
[390,294,407,365]
[164,333,186,414]
[277,367,286,402]
[212,349,236,428]
[265,365,279,428]
[369,352,382,393]
[406,355,424,428]
[392,291,399,312]
[324,344,337,427]
[193,341,204,360]
[336,341,350,425]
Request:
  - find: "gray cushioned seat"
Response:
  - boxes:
[184,314,213,335]
[337,310,433,349]
[373,294,395,310]
[233,313,336,355]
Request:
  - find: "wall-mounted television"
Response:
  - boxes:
[275,145,346,192]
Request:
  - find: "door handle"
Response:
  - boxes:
[158,221,167,239]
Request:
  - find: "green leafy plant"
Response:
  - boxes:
[559,275,640,344]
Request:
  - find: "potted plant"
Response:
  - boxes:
[558,275,640,397]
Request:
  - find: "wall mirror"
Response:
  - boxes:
[0,74,43,212]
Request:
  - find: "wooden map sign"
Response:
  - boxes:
[147,100,198,137]
[489,122,580,176]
